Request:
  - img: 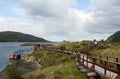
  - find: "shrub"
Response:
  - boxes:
[108,63,115,68]
[96,43,109,49]
[6,65,23,79]
[24,73,46,79]
[54,71,63,79]
[60,56,69,63]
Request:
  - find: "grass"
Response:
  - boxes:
[51,41,120,79]
[90,42,120,62]
[58,41,120,62]
[6,65,23,79]
[6,41,120,79]
[23,50,88,79]
[24,61,87,79]
[6,59,39,79]
[55,41,92,51]
[6,49,88,79]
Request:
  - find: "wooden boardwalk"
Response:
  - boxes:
[76,53,118,79]
[48,49,120,79]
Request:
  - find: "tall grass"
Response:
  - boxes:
[90,42,120,62]
[24,50,88,79]
[58,42,90,51]
[6,65,23,79]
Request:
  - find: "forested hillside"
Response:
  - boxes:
[0,31,48,42]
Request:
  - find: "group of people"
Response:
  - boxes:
[34,44,47,50]
[9,53,21,60]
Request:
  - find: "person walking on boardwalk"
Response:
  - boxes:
[94,39,97,47]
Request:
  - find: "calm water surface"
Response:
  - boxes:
[0,42,34,72]
[0,42,58,72]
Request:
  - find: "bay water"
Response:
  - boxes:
[0,42,34,72]
[0,42,58,72]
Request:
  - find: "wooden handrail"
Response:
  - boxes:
[80,55,120,73]
[47,48,120,78]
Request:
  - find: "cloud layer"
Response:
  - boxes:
[85,0,120,34]
[21,0,76,18]
[0,0,120,41]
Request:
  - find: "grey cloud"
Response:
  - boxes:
[21,0,76,18]
[3,0,120,41]
[85,0,120,34]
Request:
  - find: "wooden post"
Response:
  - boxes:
[87,58,96,72]
[100,55,102,59]
[116,58,119,63]
[77,53,80,62]
[87,56,88,68]
[83,55,84,65]
[104,61,107,75]
[100,55,103,64]
[92,58,96,71]
[115,63,120,79]
[77,53,79,58]
[117,63,120,73]
[94,54,97,58]
[106,56,108,61]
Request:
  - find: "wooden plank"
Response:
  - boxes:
[87,72,96,77]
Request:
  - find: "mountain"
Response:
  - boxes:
[0,31,49,42]
[106,31,120,42]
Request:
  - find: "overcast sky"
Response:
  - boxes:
[0,0,120,41]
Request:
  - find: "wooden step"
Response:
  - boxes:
[81,68,87,73]
[87,72,96,77]
[79,66,85,69]
[76,62,79,66]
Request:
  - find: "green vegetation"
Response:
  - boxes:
[23,50,88,79]
[90,42,120,62]
[55,41,120,79]
[6,41,120,79]
[6,50,87,79]
[106,30,120,42]
[57,41,120,62]
[91,30,120,59]
[6,60,38,79]
[24,61,87,79]
[4,30,120,79]
[57,41,92,51]
[0,31,48,42]
[6,65,23,79]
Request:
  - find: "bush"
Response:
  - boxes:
[54,71,63,79]
[96,43,109,49]
[6,65,23,79]
[60,56,69,63]
[24,73,46,79]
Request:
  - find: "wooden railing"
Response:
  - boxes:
[46,48,120,79]
[77,53,120,76]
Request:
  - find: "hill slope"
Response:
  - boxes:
[4,50,87,79]
[0,31,48,42]
[23,50,87,79]
[106,31,120,42]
